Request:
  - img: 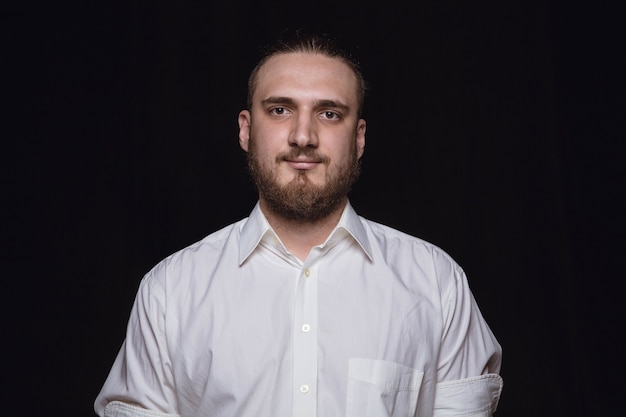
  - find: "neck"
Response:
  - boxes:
[259,199,347,261]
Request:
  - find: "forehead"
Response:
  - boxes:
[253,52,359,106]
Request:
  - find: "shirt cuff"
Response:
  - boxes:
[103,401,180,417]
[433,373,503,417]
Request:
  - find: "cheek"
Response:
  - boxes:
[249,141,278,169]
[250,126,285,152]
[332,140,358,160]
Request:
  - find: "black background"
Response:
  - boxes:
[5,1,624,416]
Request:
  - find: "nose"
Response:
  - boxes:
[288,113,318,148]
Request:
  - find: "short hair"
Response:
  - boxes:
[246,31,367,117]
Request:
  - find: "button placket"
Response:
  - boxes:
[292,265,318,416]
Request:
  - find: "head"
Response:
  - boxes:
[238,32,367,222]
[246,33,368,119]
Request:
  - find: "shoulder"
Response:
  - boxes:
[144,218,246,287]
[360,216,465,284]
[363,218,453,258]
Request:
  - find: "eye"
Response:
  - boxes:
[269,107,289,115]
[321,111,341,120]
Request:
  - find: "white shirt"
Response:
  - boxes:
[95,201,503,417]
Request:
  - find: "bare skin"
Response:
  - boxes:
[238,52,366,260]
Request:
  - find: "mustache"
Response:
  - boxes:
[276,148,330,164]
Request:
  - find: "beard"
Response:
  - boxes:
[246,140,361,222]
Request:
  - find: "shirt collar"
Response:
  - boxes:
[334,201,373,260]
[238,200,373,265]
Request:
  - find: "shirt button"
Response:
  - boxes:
[302,324,311,332]
[304,269,311,277]
[300,384,309,393]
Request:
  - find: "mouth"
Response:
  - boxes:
[282,151,326,170]
[285,158,321,170]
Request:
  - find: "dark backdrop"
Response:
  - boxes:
[6,1,624,416]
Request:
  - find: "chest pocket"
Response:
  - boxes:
[346,358,424,417]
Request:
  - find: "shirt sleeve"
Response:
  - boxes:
[94,266,178,416]
[433,250,503,414]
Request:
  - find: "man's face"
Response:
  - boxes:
[238,52,366,221]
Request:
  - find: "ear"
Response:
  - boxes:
[238,110,251,152]
[356,118,366,159]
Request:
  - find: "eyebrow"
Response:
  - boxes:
[261,96,351,113]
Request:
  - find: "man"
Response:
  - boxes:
[95,32,503,417]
